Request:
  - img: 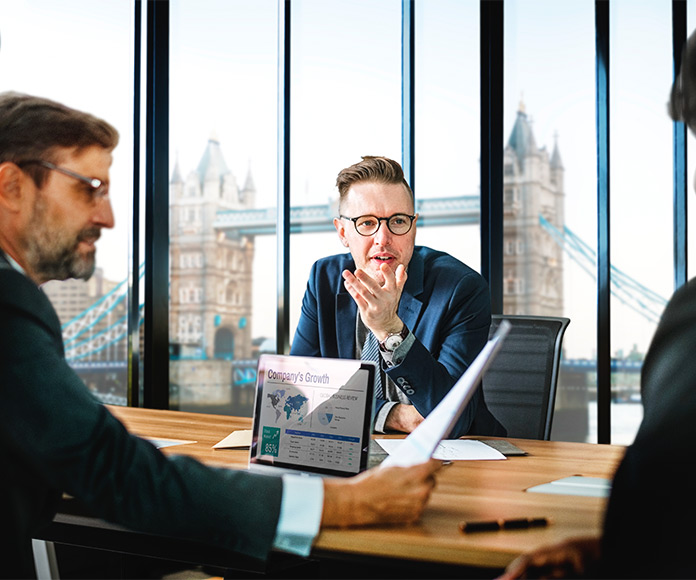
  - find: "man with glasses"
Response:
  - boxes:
[0,94,440,578]
[291,156,503,438]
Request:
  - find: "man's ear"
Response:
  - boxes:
[0,163,26,212]
[333,217,349,247]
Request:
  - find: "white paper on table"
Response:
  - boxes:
[376,438,506,461]
[145,437,197,449]
[526,476,611,497]
[213,429,253,449]
[379,320,510,468]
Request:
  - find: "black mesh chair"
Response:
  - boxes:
[482,315,570,440]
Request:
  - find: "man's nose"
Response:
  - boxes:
[94,197,115,229]
[372,219,392,243]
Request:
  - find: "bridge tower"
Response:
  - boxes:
[169,136,256,363]
[503,101,565,316]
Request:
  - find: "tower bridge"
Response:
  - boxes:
[212,195,481,237]
[66,197,656,375]
[63,109,666,427]
[64,195,666,371]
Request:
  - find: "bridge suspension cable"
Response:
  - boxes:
[539,215,667,324]
[62,263,145,361]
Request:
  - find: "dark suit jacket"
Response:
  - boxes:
[598,278,696,578]
[0,255,283,578]
[290,246,504,438]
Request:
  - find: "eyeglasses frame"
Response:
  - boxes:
[17,159,109,201]
[339,213,417,236]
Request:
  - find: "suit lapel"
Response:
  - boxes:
[399,248,424,329]
[336,291,357,358]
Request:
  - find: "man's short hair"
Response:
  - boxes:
[0,91,119,187]
[670,31,696,133]
[336,156,414,210]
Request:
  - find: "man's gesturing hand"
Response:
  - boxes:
[342,263,407,340]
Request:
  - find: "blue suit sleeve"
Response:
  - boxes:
[385,270,491,438]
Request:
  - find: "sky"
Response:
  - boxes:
[1,0,693,365]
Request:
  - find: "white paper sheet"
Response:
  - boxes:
[526,476,611,497]
[376,438,506,461]
[145,437,197,449]
[379,320,511,468]
[213,429,253,449]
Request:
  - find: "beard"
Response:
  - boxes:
[24,194,100,282]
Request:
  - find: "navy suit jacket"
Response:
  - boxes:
[290,246,504,438]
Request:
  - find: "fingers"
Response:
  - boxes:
[384,403,425,432]
[335,460,440,527]
[371,460,440,522]
[496,538,601,580]
[394,263,407,289]
[342,267,403,333]
[497,555,531,580]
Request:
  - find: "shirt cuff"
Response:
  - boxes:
[272,474,324,556]
[373,400,399,433]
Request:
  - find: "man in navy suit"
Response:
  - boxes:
[291,156,502,438]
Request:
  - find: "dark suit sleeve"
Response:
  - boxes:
[599,279,696,578]
[0,270,283,562]
[385,264,491,438]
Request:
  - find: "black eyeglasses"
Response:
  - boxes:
[339,213,416,236]
[18,159,109,201]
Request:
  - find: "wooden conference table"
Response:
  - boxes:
[42,406,626,576]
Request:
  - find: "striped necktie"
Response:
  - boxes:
[361,331,384,399]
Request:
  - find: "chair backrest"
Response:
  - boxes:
[482,315,570,440]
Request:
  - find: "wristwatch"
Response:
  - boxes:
[378,324,409,353]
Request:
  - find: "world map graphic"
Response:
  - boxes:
[266,388,309,424]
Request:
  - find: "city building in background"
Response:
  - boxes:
[169,136,259,414]
[503,101,565,317]
[43,270,128,405]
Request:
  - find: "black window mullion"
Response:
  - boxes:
[143,0,170,409]
[277,0,291,355]
[595,0,611,444]
[129,0,143,408]
[402,0,415,190]
[480,0,504,314]
[673,0,688,291]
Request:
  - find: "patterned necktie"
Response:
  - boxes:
[361,331,384,399]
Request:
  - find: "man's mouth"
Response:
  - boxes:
[78,229,101,244]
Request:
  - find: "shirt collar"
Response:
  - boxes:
[0,250,27,275]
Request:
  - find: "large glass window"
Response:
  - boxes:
[5,1,686,441]
[288,0,402,339]
[0,0,134,405]
[415,0,481,272]
[169,0,277,415]
[504,0,597,442]
[609,0,671,444]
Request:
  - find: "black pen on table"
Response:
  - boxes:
[459,517,550,533]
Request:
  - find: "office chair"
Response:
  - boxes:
[482,314,570,440]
